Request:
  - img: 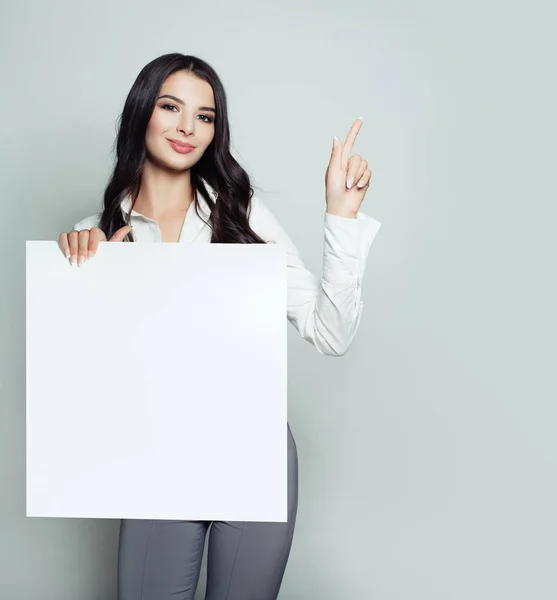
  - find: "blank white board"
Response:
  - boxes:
[26,241,287,522]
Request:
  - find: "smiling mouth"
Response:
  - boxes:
[167,139,196,154]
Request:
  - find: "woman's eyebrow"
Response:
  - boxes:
[158,94,216,113]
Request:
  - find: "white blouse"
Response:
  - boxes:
[73,179,381,356]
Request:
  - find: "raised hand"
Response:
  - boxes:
[325,117,372,219]
[59,225,132,266]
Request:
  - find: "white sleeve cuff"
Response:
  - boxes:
[322,210,381,285]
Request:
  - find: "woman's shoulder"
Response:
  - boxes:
[248,196,285,237]
[73,213,101,231]
[248,195,299,254]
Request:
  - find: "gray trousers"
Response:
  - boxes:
[117,424,299,600]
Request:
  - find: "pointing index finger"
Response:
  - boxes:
[342,117,363,166]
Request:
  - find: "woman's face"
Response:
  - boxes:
[145,70,216,171]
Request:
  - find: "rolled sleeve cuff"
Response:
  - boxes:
[322,210,381,286]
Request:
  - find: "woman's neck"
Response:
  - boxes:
[134,159,195,221]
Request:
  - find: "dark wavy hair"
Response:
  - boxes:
[98,53,266,244]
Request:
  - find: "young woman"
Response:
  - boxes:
[58,53,381,600]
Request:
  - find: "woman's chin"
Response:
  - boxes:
[149,152,196,173]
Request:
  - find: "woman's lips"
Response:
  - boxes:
[168,139,195,154]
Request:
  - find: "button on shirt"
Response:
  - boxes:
[73,179,381,356]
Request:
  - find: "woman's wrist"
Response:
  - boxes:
[325,207,358,219]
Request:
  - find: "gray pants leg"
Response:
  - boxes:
[118,424,299,600]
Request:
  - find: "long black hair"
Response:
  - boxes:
[98,53,266,244]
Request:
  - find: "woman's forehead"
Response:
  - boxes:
[160,71,214,100]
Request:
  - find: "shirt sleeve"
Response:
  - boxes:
[249,196,381,356]
[73,214,101,231]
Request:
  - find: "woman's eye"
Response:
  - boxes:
[160,105,213,123]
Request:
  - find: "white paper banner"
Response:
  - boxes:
[26,241,287,522]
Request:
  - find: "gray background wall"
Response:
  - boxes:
[1,0,555,598]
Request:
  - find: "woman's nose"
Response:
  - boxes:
[178,114,195,135]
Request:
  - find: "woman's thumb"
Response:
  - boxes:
[109,225,133,242]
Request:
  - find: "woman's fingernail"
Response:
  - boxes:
[346,176,354,189]
[88,251,94,259]
[70,256,77,266]
[78,255,85,266]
